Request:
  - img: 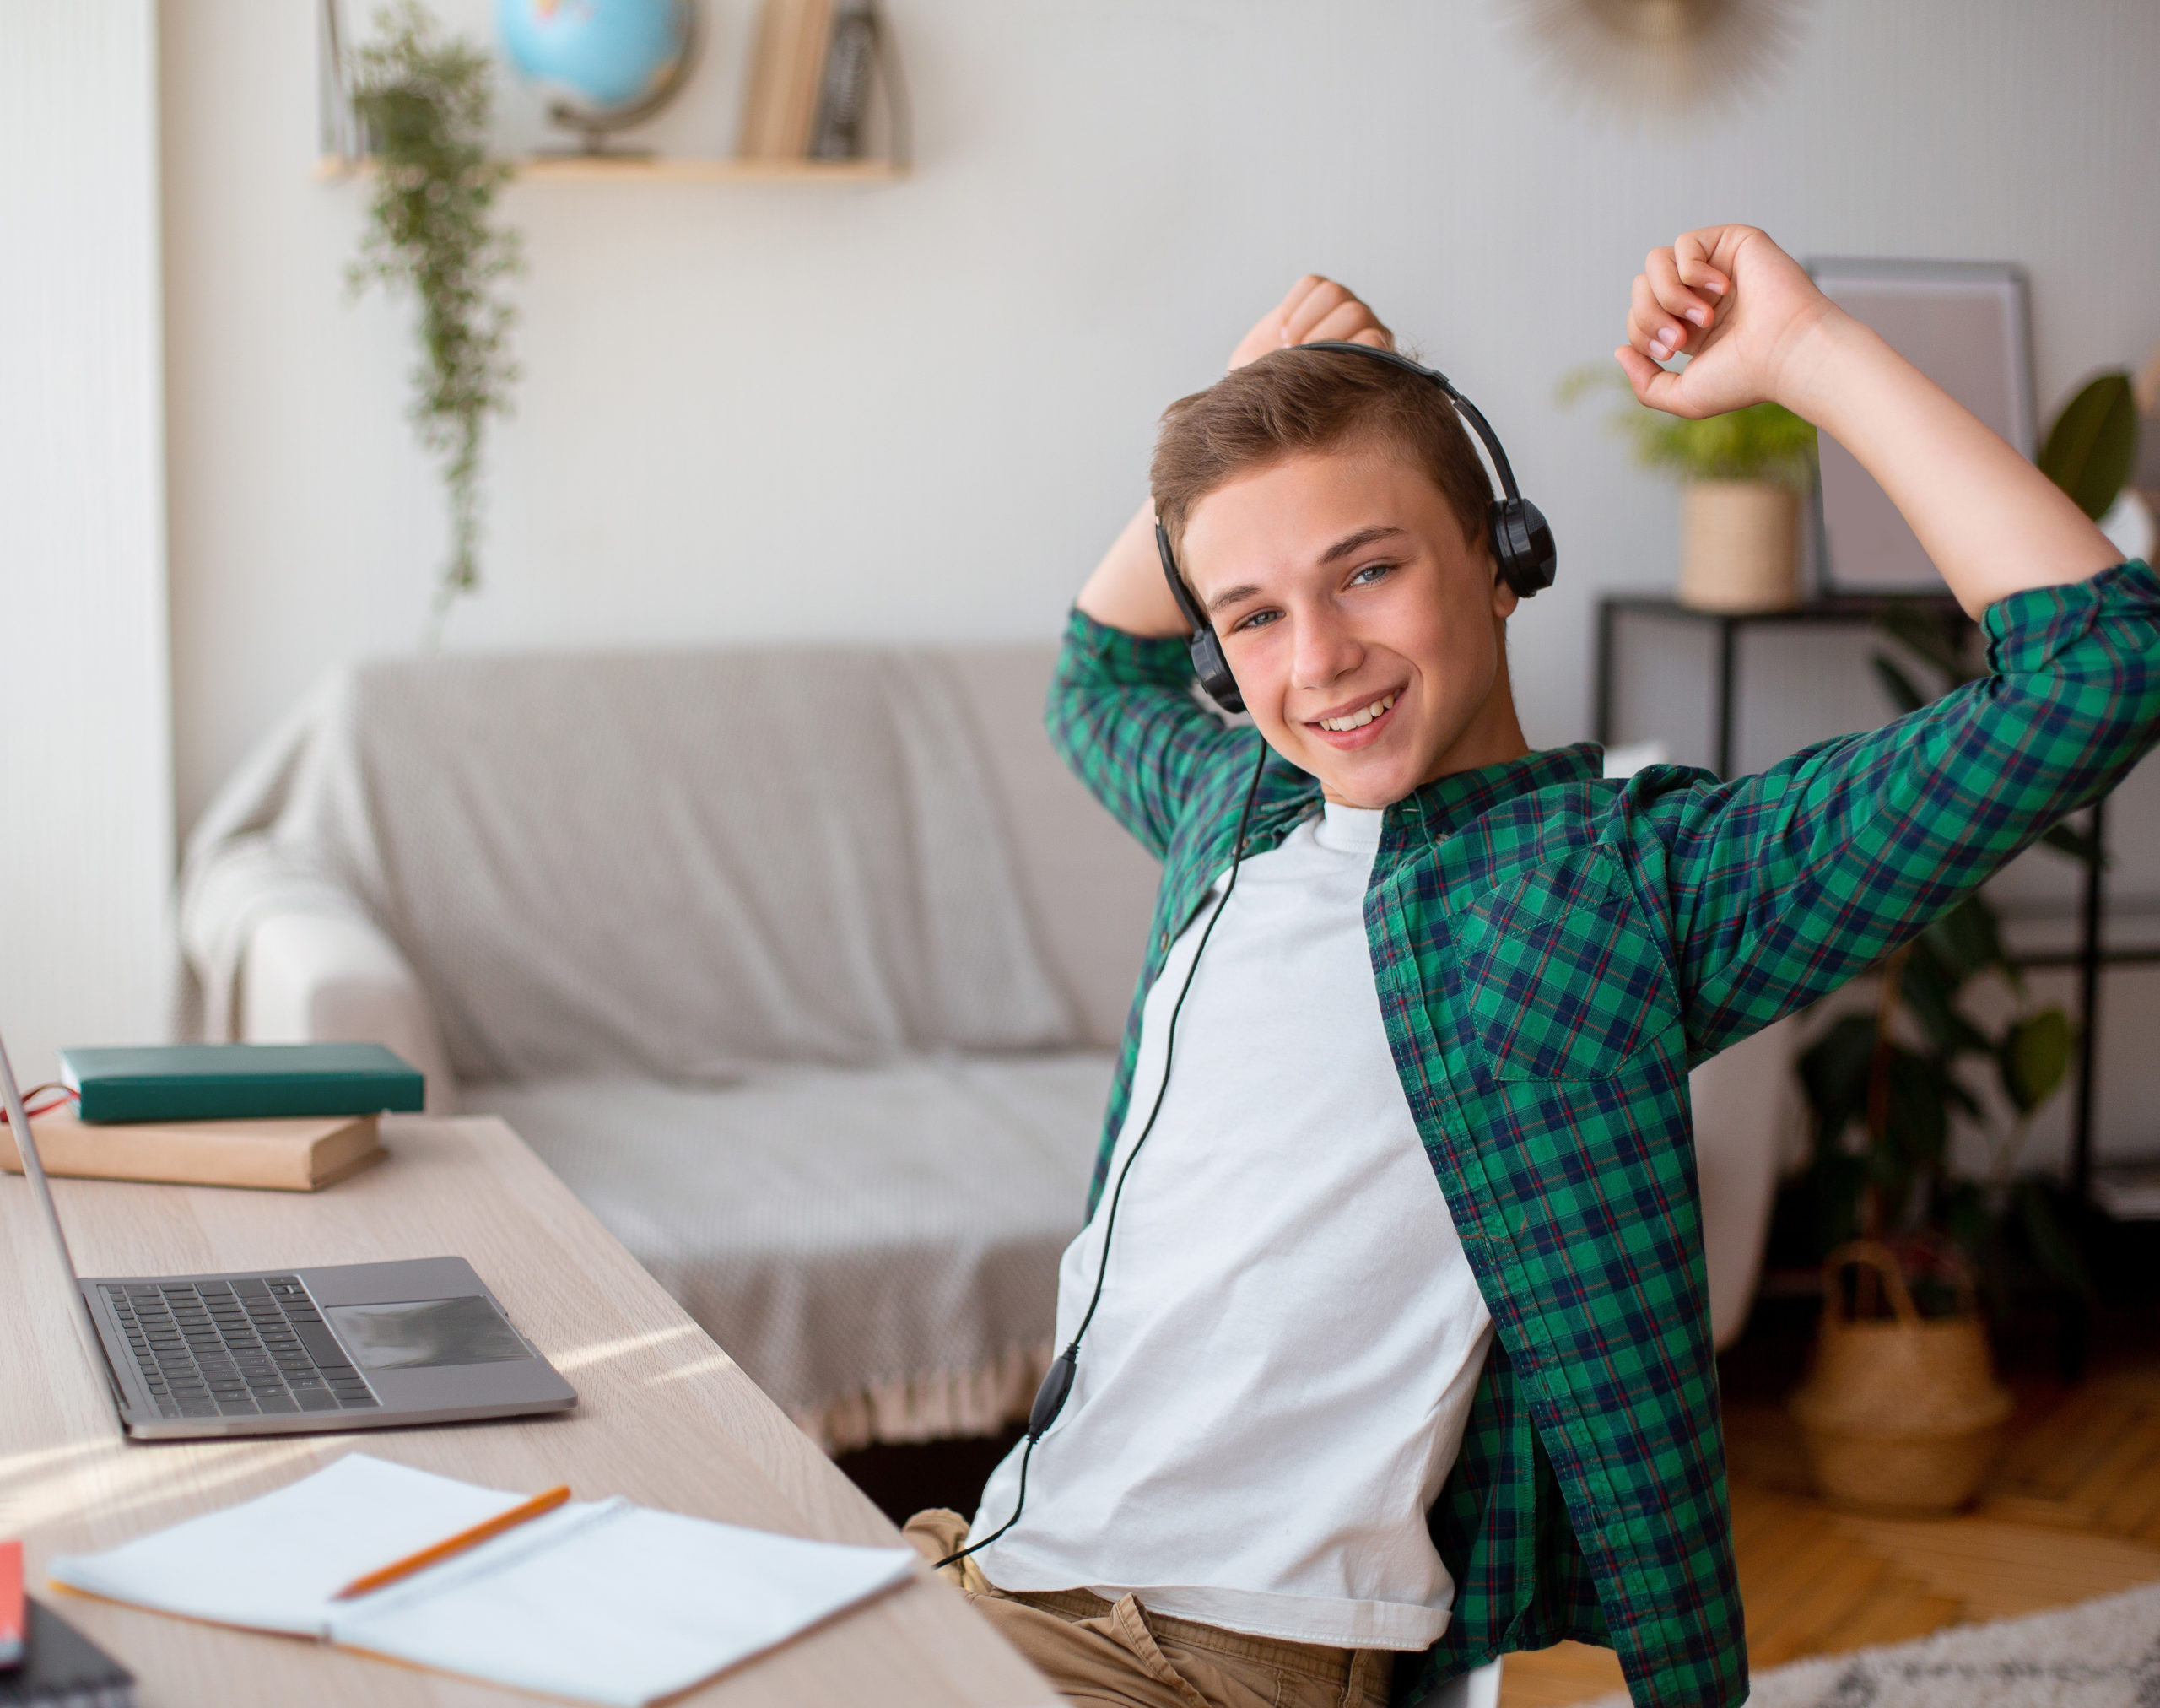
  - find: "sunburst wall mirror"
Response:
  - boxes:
[1497,0,1812,117]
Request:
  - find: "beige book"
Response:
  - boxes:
[739,0,815,158]
[778,0,837,159]
[736,0,786,156]
[0,1110,384,1192]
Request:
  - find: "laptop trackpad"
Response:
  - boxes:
[327,1296,533,1370]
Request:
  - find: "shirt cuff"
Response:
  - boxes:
[1983,559,2159,675]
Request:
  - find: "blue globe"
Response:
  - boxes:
[496,0,693,122]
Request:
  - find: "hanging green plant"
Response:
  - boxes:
[347,2,521,640]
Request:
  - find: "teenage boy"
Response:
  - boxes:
[905,226,2158,1708]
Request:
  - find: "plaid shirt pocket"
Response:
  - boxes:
[1455,854,1677,1082]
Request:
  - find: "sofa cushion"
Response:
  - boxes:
[466,1051,1112,1448]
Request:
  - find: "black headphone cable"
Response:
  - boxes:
[935,738,1272,1572]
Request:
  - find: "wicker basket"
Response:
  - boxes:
[1790,1240,2012,1516]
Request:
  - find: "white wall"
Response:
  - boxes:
[162,2,2160,1154]
[0,2,173,1086]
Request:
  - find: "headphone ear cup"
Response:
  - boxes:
[1190,629,1245,715]
[1155,518,1245,713]
[1489,498,1557,598]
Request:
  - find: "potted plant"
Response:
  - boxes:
[346,3,522,641]
[1779,600,2103,1511]
[1560,366,1817,611]
[1784,873,2071,1512]
[1789,884,2085,1273]
[1789,367,2137,1283]
[1776,367,2142,1514]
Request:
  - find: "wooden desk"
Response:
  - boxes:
[0,1116,1054,1706]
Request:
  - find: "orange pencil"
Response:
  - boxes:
[332,1484,571,1601]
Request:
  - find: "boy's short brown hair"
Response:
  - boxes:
[1150,346,1494,570]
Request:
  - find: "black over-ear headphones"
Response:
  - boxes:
[1155,339,1557,715]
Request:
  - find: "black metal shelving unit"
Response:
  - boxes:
[1590,592,2152,1224]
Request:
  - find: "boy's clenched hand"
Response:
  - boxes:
[1228,275,1393,371]
[1616,225,1838,420]
[1617,224,2116,614]
[1074,273,1396,640]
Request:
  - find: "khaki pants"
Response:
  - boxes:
[904,1509,1396,1708]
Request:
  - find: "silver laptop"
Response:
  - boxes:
[3,1029,577,1441]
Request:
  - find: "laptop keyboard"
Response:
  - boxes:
[100,1275,380,1419]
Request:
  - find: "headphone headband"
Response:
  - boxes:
[1157,337,1557,714]
[1296,341,1526,505]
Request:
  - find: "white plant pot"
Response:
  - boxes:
[1677,480,1802,613]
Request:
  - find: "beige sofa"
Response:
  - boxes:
[179,643,1787,1451]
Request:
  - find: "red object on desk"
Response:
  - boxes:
[0,1536,24,1668]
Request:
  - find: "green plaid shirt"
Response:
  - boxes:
[1045,560,2160,1707]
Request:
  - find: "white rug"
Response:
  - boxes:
[1579,1579,2160,1705]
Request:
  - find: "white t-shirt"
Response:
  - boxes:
[967,801,1494,1651]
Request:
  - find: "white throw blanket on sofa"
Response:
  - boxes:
[176,647,1095,1445]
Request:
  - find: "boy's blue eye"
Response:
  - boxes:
[1231,608,1281,634]
[1349,561,1396,586]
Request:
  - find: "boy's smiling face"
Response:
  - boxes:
[1178,441,1526,809]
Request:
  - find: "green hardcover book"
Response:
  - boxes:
[58,1043,424,1125]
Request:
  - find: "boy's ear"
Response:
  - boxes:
[1488,552,1520,620]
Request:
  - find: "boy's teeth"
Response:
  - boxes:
[1319,692,1396,732]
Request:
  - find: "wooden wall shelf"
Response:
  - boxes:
[315,155,904,184]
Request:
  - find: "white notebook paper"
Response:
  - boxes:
[49,1453,916,1706]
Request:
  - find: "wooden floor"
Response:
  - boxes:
[1499,1363,2160,1706]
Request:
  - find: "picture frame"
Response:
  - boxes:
[1808,258,2035,595]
